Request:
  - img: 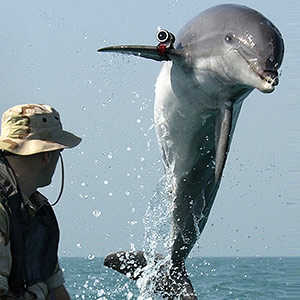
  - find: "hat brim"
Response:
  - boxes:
[0,130,81,155]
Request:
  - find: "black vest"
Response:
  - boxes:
[0,155,59,295]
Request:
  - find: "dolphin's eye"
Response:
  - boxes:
[225,33,234,43]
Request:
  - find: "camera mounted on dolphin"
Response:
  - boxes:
[98,29,181,62]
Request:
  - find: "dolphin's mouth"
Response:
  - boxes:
[248,61,279,87]
[235,48,280,91]
[259,71,279,86]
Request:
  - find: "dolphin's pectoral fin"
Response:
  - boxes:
[98,45,165,61]
[98,45,184,62]
[215,101,233,182]
[104,250,147,279]
[214,99,245,182]
[98,29,183,62]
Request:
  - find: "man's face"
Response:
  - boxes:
[39,150,62,187]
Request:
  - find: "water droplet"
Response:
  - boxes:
[133,92,140,98]
[92,210,101,217]
[104,180,109,185]
[77,243,82,248]
[88,254,95,260]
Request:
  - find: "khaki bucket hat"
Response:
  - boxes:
[0,104,81,155]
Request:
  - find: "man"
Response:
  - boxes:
[0,104,81,299]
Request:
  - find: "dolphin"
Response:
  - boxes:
[98,4,284,299]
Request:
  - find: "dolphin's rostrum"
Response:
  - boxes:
[98,4,284,299]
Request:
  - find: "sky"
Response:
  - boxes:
[0,0,298,258]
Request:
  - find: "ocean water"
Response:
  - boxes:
[61,256,298,299]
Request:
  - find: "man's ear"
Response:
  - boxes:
[41,151,51,164]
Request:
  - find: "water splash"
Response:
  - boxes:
[136,172,174,298]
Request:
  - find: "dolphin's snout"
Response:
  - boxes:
[262,70,279,86]
[256,69,280,93]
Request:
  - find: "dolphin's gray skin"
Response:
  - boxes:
[98,4,284,299]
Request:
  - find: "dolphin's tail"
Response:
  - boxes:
[104,250,148,279]
[104,251,197,299]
